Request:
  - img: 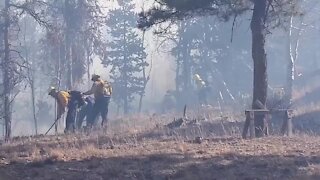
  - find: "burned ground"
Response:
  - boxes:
[1,127,320,179]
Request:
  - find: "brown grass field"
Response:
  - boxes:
[0,109,320,180]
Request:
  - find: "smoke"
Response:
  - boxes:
[7,0,320,136]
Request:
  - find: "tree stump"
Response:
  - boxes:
[281,109,293,137]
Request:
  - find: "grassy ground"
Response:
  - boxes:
[0,109,320,180]
[1,131,320,179]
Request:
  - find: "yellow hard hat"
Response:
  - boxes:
[194,74,201,80]
[48,86,56,95]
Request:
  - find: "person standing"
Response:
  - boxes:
[193,74,208,106]
[83,74,112,128]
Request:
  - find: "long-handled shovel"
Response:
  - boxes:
[45,117,60,135]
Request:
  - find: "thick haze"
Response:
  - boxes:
[1,0,319,136]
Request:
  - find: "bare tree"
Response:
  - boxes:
[285,0,319,107]
[138,30,151,113]
[3,0,12,141]
[23,18,38,135]
[285,15,295,108]
[1,0,49,140]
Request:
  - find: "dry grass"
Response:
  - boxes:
[1,134,320,180]
[1,105,320,179]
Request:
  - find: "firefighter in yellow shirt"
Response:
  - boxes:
[48,87,70,120]
[194,74,208,106]
[49,87,85,132]
[83,74,112,128]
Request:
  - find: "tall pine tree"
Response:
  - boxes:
[40,0,104,90]
[104,0,148,114]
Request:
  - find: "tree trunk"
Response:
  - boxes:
[181,42,192,107]
[3,0,11,141]
[66,40,72,90]
[179,23,191,92]
[86,48,91,87]
[285,16,294,108]
[138,95,143,113]
[23,18,38,135]
[138,66,145,113]
[175,56,181,91]
[182,48,191,91]
[124,58,129,115]
[123,25,129,115]
[123,41,129,114]
[54,45,63,133]
[250,0,268,137]
[124,87,128,114]
[65,0,73,90]
[138,31,148,113]
[30,79,38,135]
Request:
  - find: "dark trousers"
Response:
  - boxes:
[66,101,78,132]
[87,96,110,127]
[77,102,93,128]
[66,91,85,132]
[198,88,208,105]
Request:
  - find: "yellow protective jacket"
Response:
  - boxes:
[84,79,112,99]
[194,75,206,89]
[56,91,70,119]
[196,79,206,89]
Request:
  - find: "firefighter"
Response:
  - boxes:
[67,90,85,132]
[48,87,84,133]
[194,74,208,106]
[76,96,94,129]
[83,74,112,128]
[48,87,69,124]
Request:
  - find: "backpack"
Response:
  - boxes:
[105,81,112,96]
[96,80,112,96]
[69,91,85,107]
